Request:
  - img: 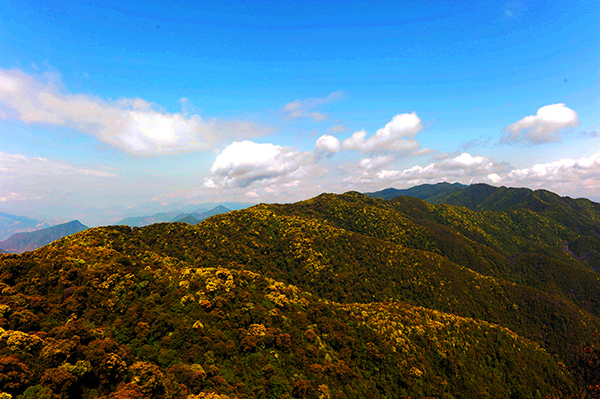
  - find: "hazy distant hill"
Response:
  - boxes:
[173,205,233,225]
[114,211,194,227]
[0,220,88,253]
[3,186,600,397]
[113,202,252,227]
[116,206,234,227]
[0,211,52,241]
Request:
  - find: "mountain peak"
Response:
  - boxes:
[0,219,88,253]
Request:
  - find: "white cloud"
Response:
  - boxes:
[0,152,117,178]
[0,152,120,206]
[0,192,23,203]
[342,152,507,187]
[329,124,346,134]
[282,91,342,121]
[341,113,425,155]
[343,150,600,202]
[315,134,341,158]
[205,140,313,188]
[358,156,394,170]
[476,152,600,199]
[487,173,502,184]
[0,69,269,155]
[442,153,488,169]
[507,153,600,184]
[502,103,579,144]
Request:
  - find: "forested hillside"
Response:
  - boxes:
[1,188,600,398]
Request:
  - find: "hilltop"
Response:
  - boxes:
[0,220,88,254]
[1,187,600,398]
[0,212,52,242]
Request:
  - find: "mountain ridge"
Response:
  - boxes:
[0,211,52,241]
[0,220,88,253]
[1,186,599,397]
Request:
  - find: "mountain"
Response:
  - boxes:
[0,212,52,241]
[0,220,88,253]
[114,212,188,227]
[172,205,233,225]
[1,188,600,397]
[365,182,466,201]
[200,205,232,219]
[369,183,600,273]
[171,212,203,222]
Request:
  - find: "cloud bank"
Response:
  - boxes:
[0,152,118,204]
[0,69,268,155]
[507,152,600,188]
[368,153,505,184]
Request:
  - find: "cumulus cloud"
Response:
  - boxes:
[507,153,600,185]
[343,150,600,201]
[0,69,269,155]
[282,91,342,121]
[358,156,394,170]
[315,134,341,158]
[487,173,502,184]
[476,152,600,200]
[341,113,426,155]
[204,140,313,189]
[502,103,579,144]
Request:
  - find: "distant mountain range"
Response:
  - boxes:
[366,181,600,214]
[0,211,52,241]
[0,220,88,253]
[172,205,232,225]
[113,211,197,227]
[115,205,232,226]
[365,181,467,201]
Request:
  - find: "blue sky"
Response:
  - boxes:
[0,0,599,224]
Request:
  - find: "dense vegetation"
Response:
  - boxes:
[1,185,600,398]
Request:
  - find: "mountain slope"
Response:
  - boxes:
[174,214,201,225]
[0,212,51,241]
[0,225,576,398]
[0,220,88,253]
[367,183,600,273]
[1,189,600,397]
